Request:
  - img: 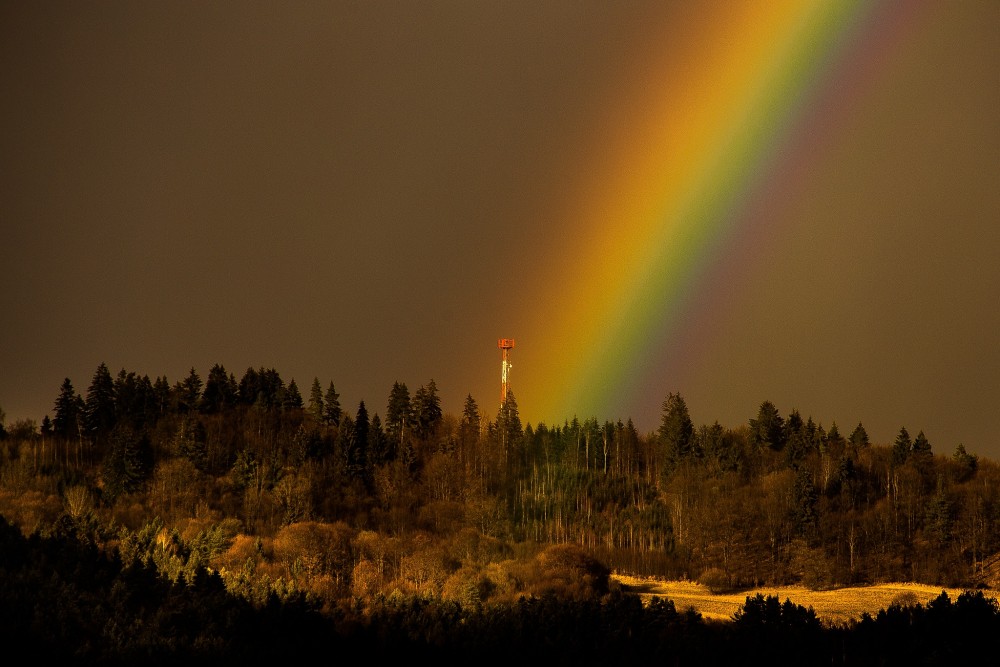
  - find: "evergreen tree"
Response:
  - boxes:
[102,423,152,500]
[952,443,978,477]
[284,379,303,410]
[238,367,261,406]
[152,376,171,416]
[806,417,823,452]
[256,368,285,410]
[231,447,259,491]
[461,394,480,446]
[623,417,641,472]
[113,370,154,429]
[784,409,804,441]
[912,430,932,459]
[114,369,137,424]
[84,362,116,438]
[200,363,236,413]
[836,455,857,504]
[950,443,978,483]
[848,422,869,449]
[793,469,819,543]
[308,378,324,422]
[925,476,952,547]
[462,393,480,426]
[658,392,694,466]
[336,414,355,472]
[386,381,411,450]
[826,422,845,450]
[412,384,427,428]
[351,401,370,480]
[174,416,208,472]
[749,401,785,451]
[892,427,912,466]
[369,413,387,466]
[174,367,203,414]
[323,381,342,426]
[496,390,523,452]
[289,423,321,466]
[134,374,155,428]
[413,379,443,440]
[53,378,82,439]
[699,421,740,471]
[784,410,811,465]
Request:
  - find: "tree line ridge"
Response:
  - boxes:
[1,362,998,661]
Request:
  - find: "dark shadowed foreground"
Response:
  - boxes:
[2,515,998,666]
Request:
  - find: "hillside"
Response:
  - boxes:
[2,367,999,611]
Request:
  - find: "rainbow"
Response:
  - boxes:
[516,0,929,430]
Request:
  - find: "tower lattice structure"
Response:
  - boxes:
[497,338,515,406]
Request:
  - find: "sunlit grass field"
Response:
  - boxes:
[613,575,999,625]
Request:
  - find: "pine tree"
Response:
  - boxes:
[912,430,932,458]
[323,381,342,425]
[238,367,261,406]
[659,392,694,466]
[84,362,116,438]
[848,422,869,449]
[462,394,480,427]
[336,414,355,473]
[952,444,978,481]
[749,401,785,451]
[698,421,727,468]
[413,379,443,440]
[386,381,411,448]
[290,423,320,467]
[152,376,171,416]
[114,369,137,424]
[411,384,427,438]
[174,367,203,413]
[256,368,284,410]
[793,469,819,543]
[174,416,208,472]
[496,390,523,454]
[461,394,480,446]
[308,378,325,422]
[925,476,952,546]
[134,374,155,428]
[892,427,912,466]
[826,422,845,450]
[284,379,303,410]
[369,413,386,466]
[784,410,811,465]
[53,378,82,439]
[351,401,370,480]
[200,363,236,413]
[102,423,152,500]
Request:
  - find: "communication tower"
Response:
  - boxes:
[498,338,515,406]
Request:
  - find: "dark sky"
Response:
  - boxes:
[2,2,998,459]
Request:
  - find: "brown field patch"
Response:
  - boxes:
[612,574,1000,625]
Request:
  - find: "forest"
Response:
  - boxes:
[1,361,998,662]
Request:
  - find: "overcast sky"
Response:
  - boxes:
[2,1,998,459]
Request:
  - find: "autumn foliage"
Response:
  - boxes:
[1,365,999,659]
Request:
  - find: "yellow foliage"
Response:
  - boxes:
[273,520,354,578]
[351,558,382,599]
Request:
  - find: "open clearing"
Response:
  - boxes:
[612,575,1000,625]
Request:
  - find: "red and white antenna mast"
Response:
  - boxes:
[498,338,515,406]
